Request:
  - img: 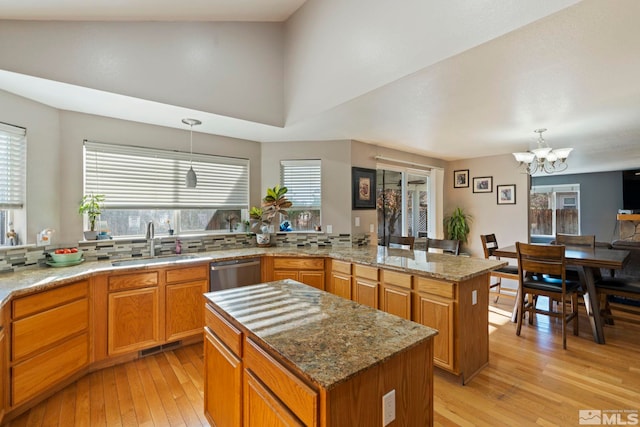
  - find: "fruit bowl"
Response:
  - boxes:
[49,249,83,263]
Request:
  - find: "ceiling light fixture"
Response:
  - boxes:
[182,118,201,188]
[512,128,573,174]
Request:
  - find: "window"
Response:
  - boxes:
[84,141,249,236]
[0,122,26,246]
[530,184,580,238]
[280,160,321,231]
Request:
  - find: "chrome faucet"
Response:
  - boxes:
[146,221,155,256]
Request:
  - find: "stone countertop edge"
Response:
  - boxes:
[205,279,438,390]
[0,246,506,308]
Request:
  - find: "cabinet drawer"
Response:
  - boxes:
[354,264,378,281]
[13,298,89,361]
[12,332,89,406]
[166,264,207,284]
[382,270,412,289]
[415,277,456,299]
[108,271,159,291]
[12,280,88,319]
[206,304,242,357]
[331,259,352,275]
[245,338,318,427]
[273,257,324,270]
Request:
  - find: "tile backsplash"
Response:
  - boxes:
[0,233,369,273]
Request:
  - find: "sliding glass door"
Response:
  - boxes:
[376,168,429,245]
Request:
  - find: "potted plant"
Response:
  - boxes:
[250,185,292,246]
[78,193,105,240]
[444,207,472,245]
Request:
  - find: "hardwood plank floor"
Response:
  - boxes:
[4,296,639,426]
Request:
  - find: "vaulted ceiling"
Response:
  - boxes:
[1,0,639,174]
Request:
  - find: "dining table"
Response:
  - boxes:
[493,244,630,344]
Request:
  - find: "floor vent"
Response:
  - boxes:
[139,340,182,358]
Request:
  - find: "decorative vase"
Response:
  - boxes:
[83,230,99,240]
[256,233,271,246]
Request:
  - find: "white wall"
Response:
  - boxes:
[0,21,284,126]
[0,89,61,245]
[445,154,529,258]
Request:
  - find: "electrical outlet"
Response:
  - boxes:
[370,223,375,233]
[326,225,333,233]
[355,216,360,227]
[382,389,396,426]
[472,289,478,305]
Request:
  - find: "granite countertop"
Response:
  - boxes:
[205,279,438,390]
[0,245,505,307]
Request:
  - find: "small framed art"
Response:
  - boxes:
[352,167,376,209]
[453,170,469,188]
[497,184,516,205]
[473,176,493,193]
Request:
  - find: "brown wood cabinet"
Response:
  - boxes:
[165,264,208,341]
[413,274,489,383]
[380,269,412,320]
[353,264,379,309]
[268,257,326,290]
[10,280,90,406]
[329,259,352,300]
[0,317,5,424]
[107,271,161,355]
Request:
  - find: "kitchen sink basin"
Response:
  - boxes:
[111,254,201,267]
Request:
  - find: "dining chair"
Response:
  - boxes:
[554,233,595,247]
[387,235,415,250]
[480,234,519,302]
[425,238,459,255]
[515,242,581,349]
[595,276,640,326]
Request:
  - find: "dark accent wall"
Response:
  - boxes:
[532,171,623,243]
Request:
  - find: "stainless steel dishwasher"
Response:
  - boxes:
[210,258,262,291]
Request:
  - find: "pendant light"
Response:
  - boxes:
[182,118,201,188]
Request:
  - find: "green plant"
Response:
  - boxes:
[78,194,105,231]
[250,185,292,232]
[444,207,472,243]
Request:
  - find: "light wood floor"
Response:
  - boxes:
[4,295,640,426]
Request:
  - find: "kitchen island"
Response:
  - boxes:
[204,279,438,426]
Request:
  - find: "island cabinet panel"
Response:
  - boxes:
[165,264,208,341]
[9,280,90,407]
[0,325,5,423]
[204,328,242,427]
[353,264,379,309]
[244,338,318,427]
[329,259,352,300]
[108,287,160,355]
[271,257,325,290]
[413,274,489,384]
[380,270,412,320]
[244,370,304,427]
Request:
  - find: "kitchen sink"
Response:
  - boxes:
[111,254,202,267]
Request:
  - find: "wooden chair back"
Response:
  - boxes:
[555,234,595,247]
[387,235,415,250]
[516,242,566,279]
[426,238,460,255]
[480,234,500,259]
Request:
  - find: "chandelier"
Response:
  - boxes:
[512,128,573,174]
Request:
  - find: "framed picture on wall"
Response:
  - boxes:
[473,176,493,193]
[497,184,516,205]
[453,170,469,188]
[352,167,376,209]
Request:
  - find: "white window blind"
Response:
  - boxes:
[84,141,249,209]
[0,122,26,209]
[280,159,321,208]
